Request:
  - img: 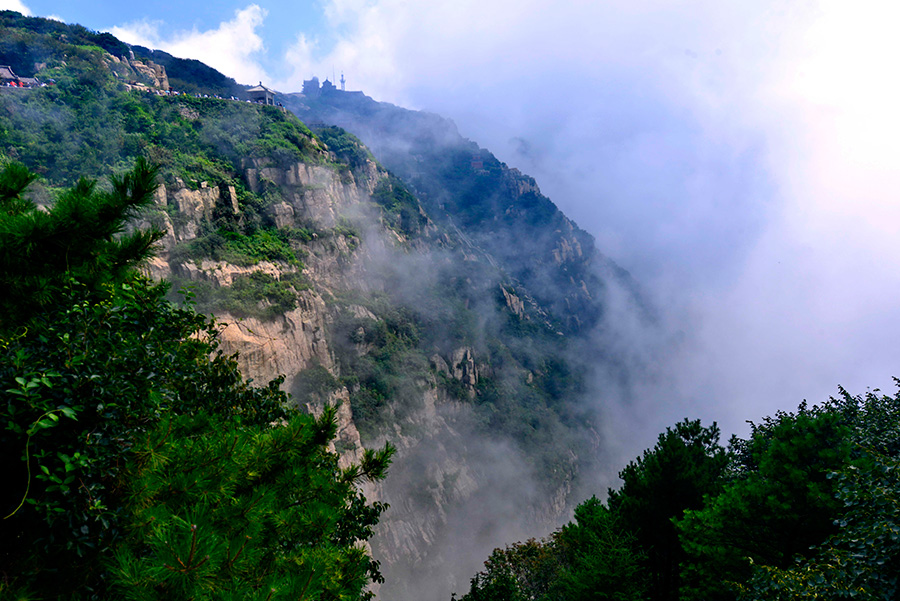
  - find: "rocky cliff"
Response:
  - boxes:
[134,133,586,598]
[0,17,645,597]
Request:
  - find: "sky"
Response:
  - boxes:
[5,0,900,445]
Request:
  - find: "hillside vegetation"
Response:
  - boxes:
[1,15,614,599]
[457,390,900,600]
[3,12,897,601]
[0,158,393,600]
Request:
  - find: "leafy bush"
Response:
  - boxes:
[371,175,427,236]
[457,497,644,601]
[172,227,303,267]
[291,364,340,402]
[316,126,373,169]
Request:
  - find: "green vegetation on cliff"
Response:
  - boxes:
[0,159,393,600]
[3,16,654,599]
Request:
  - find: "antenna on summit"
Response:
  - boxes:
[340,72,345,91]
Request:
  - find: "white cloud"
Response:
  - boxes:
[0,0,31,15]
[109,5,270,86]
[281,0,900,439]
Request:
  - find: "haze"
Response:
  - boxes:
[7,0,900,449]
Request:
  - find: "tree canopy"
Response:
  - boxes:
[457,391,900,601]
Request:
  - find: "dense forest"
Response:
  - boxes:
[457,394,900,600]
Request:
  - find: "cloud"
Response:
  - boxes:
[109,5,270,85]
[282,0,900,443]
[0,0,31,15]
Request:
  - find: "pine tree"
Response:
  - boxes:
[0,160,394,600]
[0,157,162,328]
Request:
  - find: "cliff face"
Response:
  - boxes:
[285,89,647,337]
[139,145,580,599]
[145,155,376,390]
[0,17,643,596]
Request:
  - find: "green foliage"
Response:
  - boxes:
[292,364,341,402]
[0,156,162,327]
[678,406,851,601]
[460,386,900,601]
[1,82,321,187]
[108,407,393,601]
[552,497,645,601]
[603,419,727,601]
[219,228,303,266]
[181,270,308,319]
[251,108,317,160]
[456,497,644,601]
[326,300,428,440]
[0,160,393,600]
[0,11,128,77]
[458,539,551,601]
[371,175,427,237]
[317,126,373,169]
[172,227,304,267]
[734,387,900,600]
[739,449,900,600]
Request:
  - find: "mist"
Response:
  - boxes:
[274,0,900,453]
[11,0,900,595]
[93,0,900,449]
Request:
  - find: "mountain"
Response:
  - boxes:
[0,14,654,600]
[285,83,650,336]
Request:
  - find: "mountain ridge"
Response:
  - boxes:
[0,13,652,600]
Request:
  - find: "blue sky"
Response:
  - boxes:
[4,0,900,447]
[11,1,331,84]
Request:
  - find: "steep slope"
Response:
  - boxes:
[285,85,648,336]
[0,15,654,600]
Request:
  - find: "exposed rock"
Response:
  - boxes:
[430,354,450,376]
[127,58,169,90]
[551,235,583,265]
[143,148,574,601]
[215,290,333,392]
[501,286,526,318]
[221,184,239,214]
[244,160,369,227]
[268,201,295,228]
[450,347,478,388]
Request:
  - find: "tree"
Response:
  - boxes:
[0,157,161,327]
[607,418,728,601]
[736,387,900,600]
[739,449,900,601]
[678,405,851,601]
[551,497,645,601]
[0,160,393,600]
[456,498,644,601]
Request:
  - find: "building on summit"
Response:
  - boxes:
[247,82,277,105]
[302,77,320,98]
